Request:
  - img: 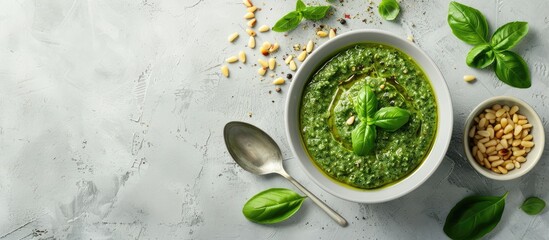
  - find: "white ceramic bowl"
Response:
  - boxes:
[285,30,453,203]
[463,96,545,180]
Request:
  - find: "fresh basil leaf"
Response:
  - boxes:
[466,44,495,69]
[296,0,306,11]
[372,107,410,132]
[378,0,400,21]
[272,11,303,32]
[353,85,377,121]
[494,51,531,88]
[491,21,528,51]
[301,6,331,20]
[448,1,489,45]
[242,188,306,224]
[352,122,376,156]
[520,197,546,215]
[444,192,507,240]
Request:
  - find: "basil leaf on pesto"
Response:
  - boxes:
[378,0,400,21]
[491,22,528,51]
[494,51,531,88]
[242,188,306,224]
[466,44,495,69]
[447,1,489,45]
[353,85,377,121]
[352,122,376,156]
[373,107,411,132]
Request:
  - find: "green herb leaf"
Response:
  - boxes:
[447,1,489,45]
[352,122,376,156]
[301,6,331,20]
[242,188,306,224]
[466,44,495,69]
[444,192,507,240]
[378,0,400,21]
[296,0,306,11]
[494,51,531,88]
[353,85,377,121]
[520,197,546,215]
[372,107,411,132]
[491,21,528,51]
[272,11,303,32]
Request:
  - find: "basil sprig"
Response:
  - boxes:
[272,0,330,32]
[242,188,306,224]
[448,1,530,88]
[520,197,546,215]
[351,85,410,156]
[378,0,400,21]
[444,192,508,240]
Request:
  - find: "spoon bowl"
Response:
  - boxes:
[223,121,348,227]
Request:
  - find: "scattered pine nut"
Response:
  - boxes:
[243,0,253,7]
[248,36,255,49]
[262,41,271,50]
[258,67,266,76]
[407,35,414,42]
[285,55,293,65]
[464,75,476,82]
[228,32,239,42]
[258,25,270,32]
[226,56,238,63]
[258,59,268,68]
[247,18,257,28]
[269,42,279,53]
[289,60,297,71]
[246,28,256,36]
[317,31,328,38]
[221,65,229,77]
[272,77,285,85]
[346,116,355,125]
[247,6,257,12]
[268,58,276,70]
[244,12,255,19]
[260,48,269,56]
[238,51,246,63]
[297,51,307,62]
[306,40,314,53]
[329,29,336,39]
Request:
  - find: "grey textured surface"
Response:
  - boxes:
[1,0,548,239]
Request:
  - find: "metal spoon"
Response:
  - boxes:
[223,121,348,227]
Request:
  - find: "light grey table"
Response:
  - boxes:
[1,0,548,239]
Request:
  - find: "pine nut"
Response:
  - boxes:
[513,149,526,156]
[329,28,336,39]
[512,114,518,123]
[317,31,328,37]
[479,137,490,144]
[495,108,506,117]
[244,12,255,19]
[257,67,266,76]
[498,166,508,174]
[522,124,532,129]
[269,42,279,53]
[492,160,504,167]
[228,32,239,42]
[485,112,496,120]
[476,150,484,162]
[221,65,229,77]
[243,0,253,7]
[260,48,269,56]
[247,6,257,12]
[521,141,534,148]
[289,60,297,71]
[494,124,502,131]
[306,40,314,53]
[509,105,519,115]
[297,51,307,62]
[239,51,246,63]
[268,58,276,70]
[492,167,501,173]
[246,28,256,36]
[514,125,523,136]
[477,142,487,153]
[346,116,355,125]
[501,118,508,127]
[247,18,257,27]
[479,118,487,128]
[484,139,497,147]
[492,104,502,110]
[518,115,527,120]
[258,59,268,68]
[505,163,515,170]
[500,139,509,148]
[478,130,490,137]
[523,135,533,141]
[496,144,504,151]
[285,55,293,65]
[495,129,504,138]
[517,119,528,125]
[463,75,476,82]
[486,146,496,154]
[272,77,285,85]
[488,156,500,161]
[516,156,526,162]
[248,36,255,48]
[512,139,521,147]
[514,161,521,169]
[258,25,270,32]
[484,159,491,169]
[226,56,238,63]
[469,126,476,138]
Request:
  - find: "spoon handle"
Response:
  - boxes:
[280,173,348,227]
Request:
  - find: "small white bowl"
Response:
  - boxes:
[463,96,545,180]
[284,30,453,203]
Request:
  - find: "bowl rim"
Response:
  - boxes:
[284,29,453,203]
[462,95,545,180]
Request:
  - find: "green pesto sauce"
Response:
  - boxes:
[300,43,437,189]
